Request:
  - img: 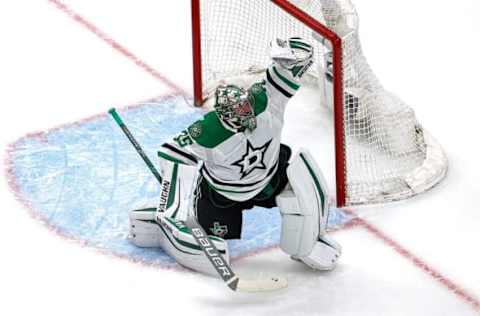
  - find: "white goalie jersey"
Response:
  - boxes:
[158,62,302,202]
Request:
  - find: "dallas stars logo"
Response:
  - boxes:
[210,222,228,238]
[232,139,272,179]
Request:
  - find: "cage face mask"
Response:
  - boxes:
[214,85,257,132]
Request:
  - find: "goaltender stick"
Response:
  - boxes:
[129,37,342,276]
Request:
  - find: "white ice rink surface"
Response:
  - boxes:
[1,1,480,315]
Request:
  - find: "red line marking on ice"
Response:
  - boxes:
[342,209,480,313]
[47,0,186,95]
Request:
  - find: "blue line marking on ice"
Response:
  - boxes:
[9,95,353,268]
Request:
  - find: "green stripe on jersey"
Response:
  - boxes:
[268,65,300,97]
[158,151,184,164]
[273,66,300,91]
[267,69,292,98]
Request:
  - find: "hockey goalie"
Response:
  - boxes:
[129,37,342,276]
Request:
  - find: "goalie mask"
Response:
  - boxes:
[214,85,257,132]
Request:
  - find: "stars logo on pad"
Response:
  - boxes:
[232,139,272,179]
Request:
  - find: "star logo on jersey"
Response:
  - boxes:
[232,139,272,179]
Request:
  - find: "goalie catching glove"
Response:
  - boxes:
[270,37,314,79]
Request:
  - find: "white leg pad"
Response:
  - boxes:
[129,208,230,277]
[158,215,230,276]
[299,235,342,271]
[276,188,317,257]
[276,149,330,257]
[158,161,200,221]
[129,208,163,248]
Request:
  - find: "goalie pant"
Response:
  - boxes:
[192,143,292,240]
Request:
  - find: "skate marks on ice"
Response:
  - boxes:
[5,94,353,269]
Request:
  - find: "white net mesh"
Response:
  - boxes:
[196,0,448,206]
[198,0,330,96]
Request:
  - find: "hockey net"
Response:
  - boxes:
[191,0,448,207]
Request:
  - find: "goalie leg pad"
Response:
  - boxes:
[299,235,342,271]
[276,188,316,257]
[157,214,230,276]
[129,208,163,248]
[276,149,330,258]
[129,208,230,276]
[129,159,199,248]
[158,160,200,221]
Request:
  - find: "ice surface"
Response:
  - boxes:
[2,1,480,315]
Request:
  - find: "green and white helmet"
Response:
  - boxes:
[214,85,257,132]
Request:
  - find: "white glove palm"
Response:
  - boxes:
[270,37,314,78]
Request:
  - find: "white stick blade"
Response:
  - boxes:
[236,277,288,293]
